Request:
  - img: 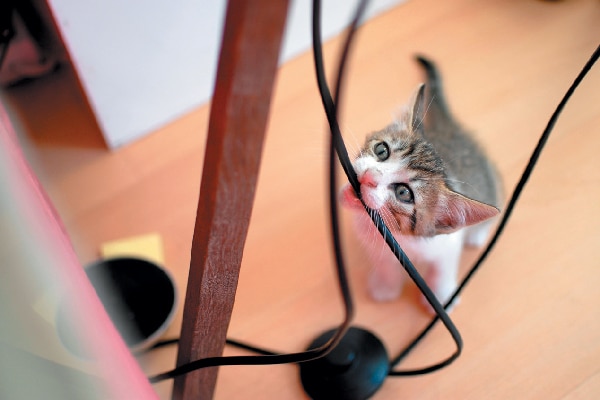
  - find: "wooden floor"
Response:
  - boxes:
[3,0,599,398]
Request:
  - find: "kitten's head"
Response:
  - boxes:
[341,85,499,237]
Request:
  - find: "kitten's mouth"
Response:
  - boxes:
[340,184,382,211]
[340,184,363,210]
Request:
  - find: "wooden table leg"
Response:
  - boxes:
[173,1,290,399]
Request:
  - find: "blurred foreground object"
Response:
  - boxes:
[0,103,156,398]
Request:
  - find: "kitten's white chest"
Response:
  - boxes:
[354,211,467,305]
[393,230,466,267]
[353,211,466,268]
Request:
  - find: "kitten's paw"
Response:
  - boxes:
[369,283,402,302]
[465,231,488,248]
[339,184,364,210]
[367,269,403,302]
[420,270,460,314]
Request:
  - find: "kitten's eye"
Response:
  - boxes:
[373,142,390,161]
[393,183,414,204]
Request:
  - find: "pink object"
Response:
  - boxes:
[0,105,157,399]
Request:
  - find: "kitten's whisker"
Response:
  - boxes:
[365,209,387,259]
[379,207,401,233]
[367,207,402,262]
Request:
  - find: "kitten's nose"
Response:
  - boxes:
[359,171,378,188]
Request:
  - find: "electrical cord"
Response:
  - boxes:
[314,0,463,374]
[150,338,278,357]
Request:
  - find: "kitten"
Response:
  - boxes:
[341,55,501,311]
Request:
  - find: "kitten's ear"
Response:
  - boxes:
[409,83,426,134]
[434,188,500,233]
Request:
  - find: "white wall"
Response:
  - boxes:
[46,0,403,149]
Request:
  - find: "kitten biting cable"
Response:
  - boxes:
[341,56,502,311]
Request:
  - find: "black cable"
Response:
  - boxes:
[389,42,600,375]
[313,0,356,331]
[319,0,463,374]
[311,0,359,325]
[225,339,279,357]
[149,338,278,357]
[311,0,361,191]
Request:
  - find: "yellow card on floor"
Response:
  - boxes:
[101,233,164,265]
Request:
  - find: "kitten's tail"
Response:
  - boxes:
[415,55,454,127]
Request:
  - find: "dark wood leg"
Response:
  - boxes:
[173,1,290,399]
